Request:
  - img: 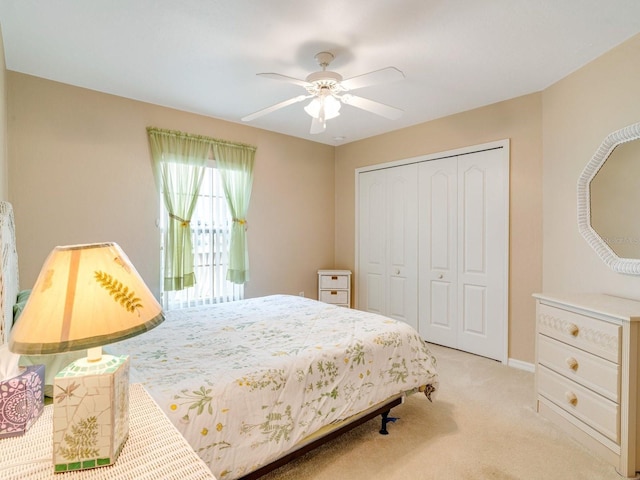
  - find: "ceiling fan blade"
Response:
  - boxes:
[257,72,311,88]
[241,95,309,122]
[310,117,326,134]
[340,67,405,91]
[341,94,403,120]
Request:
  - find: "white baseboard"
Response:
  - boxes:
[508,357,535,372]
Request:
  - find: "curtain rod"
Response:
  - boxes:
[146,127,257,152]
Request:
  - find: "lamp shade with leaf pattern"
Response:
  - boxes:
[9,242,164,472]
[9,242,163,355]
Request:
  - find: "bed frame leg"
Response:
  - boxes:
[379,410,398,435]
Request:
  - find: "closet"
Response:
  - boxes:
[356,140,509,362]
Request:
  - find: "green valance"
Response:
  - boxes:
[146,127,256,153]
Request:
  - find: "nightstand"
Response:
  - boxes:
[0,383,216,479]
[317,269,351,308]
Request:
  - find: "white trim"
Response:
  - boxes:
[355,139,510,364]
[577,122,640,274]
[500,141,510,365]
[356,139,508,174]
[508,357,535,373]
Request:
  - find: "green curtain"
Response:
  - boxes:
[213,142,256,284]
[147,128,209,291]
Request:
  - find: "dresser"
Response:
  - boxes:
[533,293,640,478]
[317,270,351,308]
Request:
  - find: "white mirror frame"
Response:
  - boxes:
[578,122,640,274]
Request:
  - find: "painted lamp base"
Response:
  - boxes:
[52,355,129,473]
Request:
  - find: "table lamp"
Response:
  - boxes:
[8,242,164,472]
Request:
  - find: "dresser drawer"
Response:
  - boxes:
[538,365,619,443]
[320,290,349,305]
[319,274,350,290]
[538,334,619,402]
[537,303,621,363]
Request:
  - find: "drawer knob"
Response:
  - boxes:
[565,391,578,406]
[567,323,580,336]
[566,357,579,371]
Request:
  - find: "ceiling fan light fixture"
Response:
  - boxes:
[244,51,405,131]
[304,94,341,120]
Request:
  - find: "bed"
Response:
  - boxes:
[0,201,439,479]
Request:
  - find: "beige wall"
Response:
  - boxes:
[542,33,640,297]
[0,24,7,201]
[7,73,336,300]
[334,93,543,363]
[7,31,640,366]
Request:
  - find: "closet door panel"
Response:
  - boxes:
[460,166,486,274]
[457,149,507,361]
[430,281,454,327]
[364,273,384,314]
[431,170,454,270]
[358,170,387,314]
[386,165,418,330]
[418,159,457,346]
[388,276,409,319]
[358,165,418,331]
[462,284,487,335]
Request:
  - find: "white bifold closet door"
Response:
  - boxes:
[418,148,508,361]
[357,141,508,362]
[357,163,418,331]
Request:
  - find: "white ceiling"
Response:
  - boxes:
[1,1,640,146]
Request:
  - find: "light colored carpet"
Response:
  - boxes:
[260,343,625,480]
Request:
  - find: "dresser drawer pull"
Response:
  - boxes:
[565,391,578,406]
[565,357,579,371]
[331,276,338,280]
[567,323,580,336]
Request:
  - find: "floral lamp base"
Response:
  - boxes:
[52,355,129,473]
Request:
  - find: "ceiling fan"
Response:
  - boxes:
[241,52,405,134]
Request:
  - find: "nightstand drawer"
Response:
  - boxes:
[320,290,349,305]
[320,275,349,290]
[538,334,619,402]
[537,303,621,363]
[538,365,619,443]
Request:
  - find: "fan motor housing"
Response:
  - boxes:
[306,70,343,84]
[305,71,343,95]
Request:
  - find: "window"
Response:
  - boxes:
[160,161,243,309]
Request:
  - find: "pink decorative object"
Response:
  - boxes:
[0,364,44,437]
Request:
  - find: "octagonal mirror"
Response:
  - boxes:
[578,122,640,274]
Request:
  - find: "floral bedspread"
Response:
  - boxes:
[109,295,439,479]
